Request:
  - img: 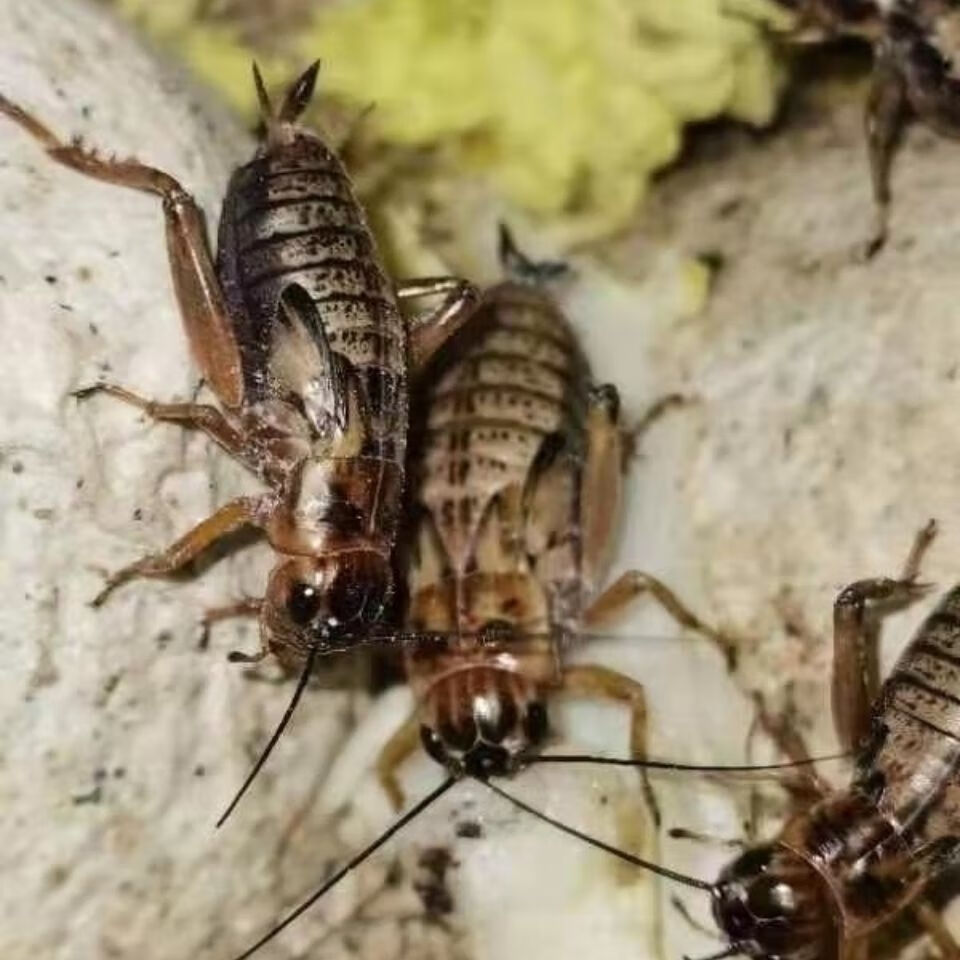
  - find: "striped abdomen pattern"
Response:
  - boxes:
[417,282,589,574]
[216,134,406,453]
[865,585,960,839]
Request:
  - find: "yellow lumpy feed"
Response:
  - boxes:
[311,0,789,229]
[114,0,790,236]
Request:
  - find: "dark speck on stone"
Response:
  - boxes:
[72,784,102,806]
[44,275,57,285]
[455,820,483,839]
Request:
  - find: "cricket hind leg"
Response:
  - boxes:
[577,387,737,669]
[92,495,267,607]
[0,95,245,409]
[830,519,936,753]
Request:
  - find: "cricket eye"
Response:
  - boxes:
[287,582,322,625]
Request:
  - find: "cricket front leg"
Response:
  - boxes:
[200,598,266,662]
[559,664,660,826]
[584,570,738,670]
[376,713,422,811]
[401,276,479,372]
[73,383,257,469]
[0,96,245,409]
[93,496,268,606]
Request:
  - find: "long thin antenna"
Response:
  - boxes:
[482,779,713,892]
[230,776,457,960]
[217,643,319,829]
[529,753,847,774]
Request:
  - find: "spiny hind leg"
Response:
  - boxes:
[376,713,421,811]
[93,495,266,607]
[864,49,907,258]
[580,385,624,591]
[558,664,660,827]
[0,96,244,406]
[830,520,936,752]
[74,383,254,466]
[584,570,738,670]
[401,276,479,372]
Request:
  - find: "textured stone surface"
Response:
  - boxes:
[0,3,361,958]
[0,3,773,959]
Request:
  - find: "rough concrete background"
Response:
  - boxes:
[0,3,754,959]
[10,4,956,960]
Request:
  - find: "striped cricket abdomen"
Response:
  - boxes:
[217,135,407,458]
[417,281,589,580]
[863,585,960,842]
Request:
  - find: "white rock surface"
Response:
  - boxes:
[9,5,945,960]
[0,4,361,959]
[0,4,746,959]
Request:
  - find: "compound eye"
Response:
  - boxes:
[328,559,390,625]
[287,582,322,625]
[328,572,369,624]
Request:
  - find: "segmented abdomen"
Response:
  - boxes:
[865,585,960,842]
[216,134,406,452]
[415,282,589,576]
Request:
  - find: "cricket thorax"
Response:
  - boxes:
[265,455,403,557]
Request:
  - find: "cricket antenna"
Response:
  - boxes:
[481,779,713,892]
[216,643,319,829]
[229,776,457,960]
[528,753,847,774]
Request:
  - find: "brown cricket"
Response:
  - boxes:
[773,0,960,253]
[227,226,738,960]
[504,520,960,960]
[0,62,477,668]
[376,224,737,807]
